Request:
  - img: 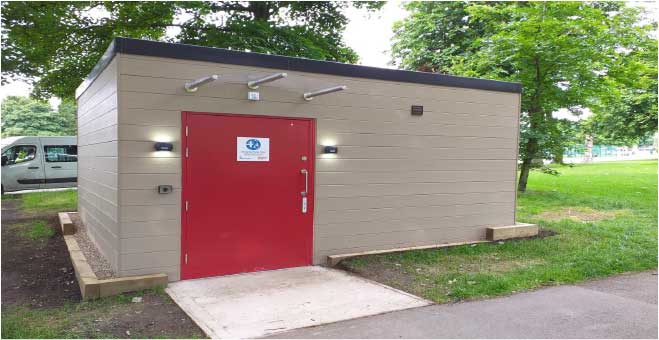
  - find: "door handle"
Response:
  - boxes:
[300,169,309,213]
[51,166,62,169]
[300,169,308,197]
[28,166,39,169]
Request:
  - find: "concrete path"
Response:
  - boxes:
[166,266,430,338]
[273,271,658,339]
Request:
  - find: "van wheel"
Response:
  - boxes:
[1,185,4,195]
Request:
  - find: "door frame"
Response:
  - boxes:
[180,111,316,279]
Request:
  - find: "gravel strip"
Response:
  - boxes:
[69,213,116,279]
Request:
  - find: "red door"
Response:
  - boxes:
[181,112,315,279]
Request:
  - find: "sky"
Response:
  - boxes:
[1,0,656,121]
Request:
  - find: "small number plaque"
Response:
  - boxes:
[411,105,424,116]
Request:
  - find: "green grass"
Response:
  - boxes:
[343,160,658,303]
[1,288,205,339]
[17,190,77,212]
[1,290,173,339]
[18,220,56,240]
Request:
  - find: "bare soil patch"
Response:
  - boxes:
[70,212,115,279]
[1,197,205,338]
[536,207,628,222]
[1,205,80,307]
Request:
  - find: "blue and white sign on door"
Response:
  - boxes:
[237,137,270,161]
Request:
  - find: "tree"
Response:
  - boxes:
[2,1,383,99]
[584,28,658,146]
[391,2,657,191]
[1,96,76,137]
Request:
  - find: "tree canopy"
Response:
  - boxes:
[1,1,382,99]
[1,96,76,137]
[391,1,658,191]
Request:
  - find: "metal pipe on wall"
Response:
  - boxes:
[303,85,347,101]
[185,75,219,92]
[247,73,287,89]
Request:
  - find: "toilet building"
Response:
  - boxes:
[76,37,523,281]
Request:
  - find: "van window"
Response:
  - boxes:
[44,145,78,162]
[2,145,37,165]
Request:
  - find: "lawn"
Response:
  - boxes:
[342,160,658,303]
[2,189,77,212]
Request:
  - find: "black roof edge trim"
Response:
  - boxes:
[76,37,522,99]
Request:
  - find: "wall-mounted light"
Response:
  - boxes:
[304,85,347,101]
[185,75,219,93]
[248,73,287,89]
[154,142,174,151]
[323,146,338,154]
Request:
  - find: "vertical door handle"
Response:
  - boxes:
[300,169,308,196]
[300,169,308,213]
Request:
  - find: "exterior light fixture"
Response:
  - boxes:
[247,73,287,89]
[304,85,347,101]
[154,142,174,151]
[184,75,219,92]
[323,146,338,154]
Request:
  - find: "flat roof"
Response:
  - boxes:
[76,37,522,98]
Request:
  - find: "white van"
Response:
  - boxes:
[1,136,77,194]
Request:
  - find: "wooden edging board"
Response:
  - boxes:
[59,212,168,299]
[327,223,539,267]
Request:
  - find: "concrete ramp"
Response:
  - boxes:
[166,266,430,338]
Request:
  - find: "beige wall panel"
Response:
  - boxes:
[121,91,514,132]
[120,55,518,106]
[120,235,179,254]
[78,188,119,226]
[120,250,179,271]
[120,189,181,206]
[118,108,180,126]
[77,56,121,273]
[118,174,181,189]
[78,58,118,107]
[119,125,180,142]
[315,211,511,239]
[311,229,487,264]
[78,156,118,173]
[78,93,117,127]
[119,74,517,120]
[315,224,494,253]
[317,146,515,161]
[121,219,180,238]
[78,109,118,133]
[316,202,514,226]
[317,181,514,198]
[120,205,179,223]
[316,170,514,185]
[78,177,118,203]
[320,191,515,212]
[316,159,515,173]
[120,106,513,128]
[319,133,517,150]
[79,169,118,188]
[78,82,117,116]
[78,142,118,157]
[118,157,180,174]
[78,125,118,146]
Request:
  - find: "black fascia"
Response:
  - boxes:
[76,37,522,98]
